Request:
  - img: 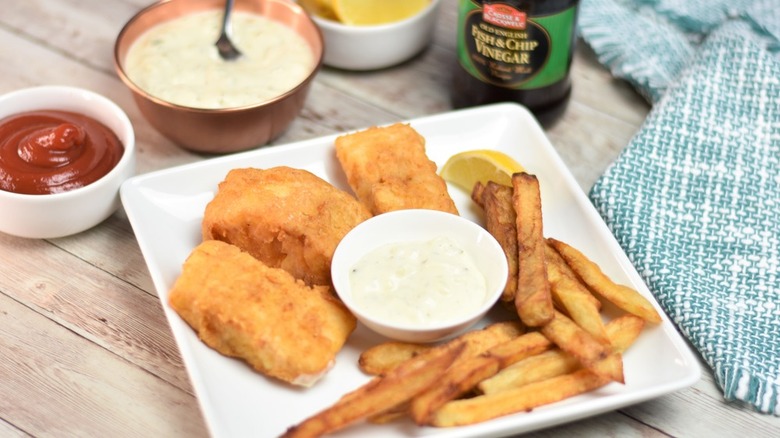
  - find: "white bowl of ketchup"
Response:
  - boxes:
[0,86,136,239]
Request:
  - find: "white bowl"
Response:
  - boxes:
[311,0,441,71]
[0,86,136,239]
[331,209,507,343]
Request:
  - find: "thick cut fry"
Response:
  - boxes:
[544,244,610,345]
[547,238,662,323]
[512,172,553,326]
[478,349,579,395]
[590,353,624,384]
[430,368,610,427]
[479,314,645,394]
[471,181,486,208]
[583,316,647,385]
[358,343,431,376]
[540,311,622,382]
[473,181,519,303]
[479,331,552,368]
[410,355,500,425]
[358,321,523,376]
[605,314,646,351]
[410,332,552,425]
[484,320,526,339]
[367,402,408,424]
[545,243,602,310]
[282,342,465,438]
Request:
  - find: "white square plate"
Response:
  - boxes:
[121,103,700,438]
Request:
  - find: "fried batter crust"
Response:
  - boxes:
[335,123,459,215]
[169,240,357,386]
[202,166,372,286]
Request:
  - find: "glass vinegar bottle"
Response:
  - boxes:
[451,0,580,126]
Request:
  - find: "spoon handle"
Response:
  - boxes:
[216,0,242,60]
[221,0,235,36]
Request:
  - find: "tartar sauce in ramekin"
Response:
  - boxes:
[124,10,314,109]
[349,236,488,327]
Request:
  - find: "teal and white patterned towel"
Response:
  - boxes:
[582,1,780,415]
[578,0,780,102]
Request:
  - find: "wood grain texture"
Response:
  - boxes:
[0,0,777,437]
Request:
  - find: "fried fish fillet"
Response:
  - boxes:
[335,123,459,215]
[202,167,372,286]
[169,240,357,387]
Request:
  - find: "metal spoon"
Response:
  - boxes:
[215,0,242,61]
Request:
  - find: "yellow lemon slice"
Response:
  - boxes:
[440,149,525,192]
[333,0,430,25]
[298,0,338,21]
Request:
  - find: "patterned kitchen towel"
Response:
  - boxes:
[588,14,780,416]
[578,0,780,103]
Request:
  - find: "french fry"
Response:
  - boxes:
[545,242,602,310]
[479,314,645,394]
[473,181,519,304]
[410,332,552,425]
[589,352,624,384]
[367,402,408,424]
[358,321,524,376]
[481,319,526,339]
[358,321,525,425]
[283,341,466,438]
[548,238,662,324]
[512,172,554,326]
[544,243,610,345]
[430,368,610,427]
[480,331,552,367]
[358,342,431,376]
[605,314,646,351]
[410,355,500,425]
[471,181,486,208]
[540,311,623,382]
[478,349,579,395]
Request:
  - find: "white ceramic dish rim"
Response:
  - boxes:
[310,0,441,32]
[120,102,701,438]
[0,85,135,202]
[331,209,507,336]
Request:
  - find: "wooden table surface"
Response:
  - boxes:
[1,1,778,437]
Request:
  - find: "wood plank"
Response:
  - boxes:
[528,410,663,438]
[0,293,207,437]
[624,357,780,436]
[0,0,778,436]
[0,233,191,392]
[50,214,158,296]
[0,0,141,73]
[0,418,28,438]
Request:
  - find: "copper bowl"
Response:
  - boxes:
[114,0,323,154]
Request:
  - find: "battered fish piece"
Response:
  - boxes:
[202,167,372,286]
[169,240,357,387]
[335,123,459,215]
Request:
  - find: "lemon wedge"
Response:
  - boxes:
[298,0,338,21]
[332,0,430,25]
[440,149,525,192]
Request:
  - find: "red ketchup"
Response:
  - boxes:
[0,110,124,195]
